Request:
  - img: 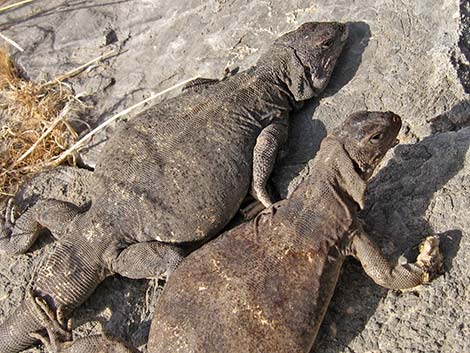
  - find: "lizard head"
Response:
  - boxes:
[260,22,348,101]
[335,111,402,180]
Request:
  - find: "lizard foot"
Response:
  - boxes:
[0,198,18,254]
[415,235,444,284]
[28,290,72,352]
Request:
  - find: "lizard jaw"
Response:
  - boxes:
[310,74,329,95]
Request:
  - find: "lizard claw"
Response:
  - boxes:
[415,235,443,284]
[250,185,273,209]
[3,198,17,229]
[28,289,73,352]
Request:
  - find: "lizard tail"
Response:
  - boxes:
[0,296,44,353]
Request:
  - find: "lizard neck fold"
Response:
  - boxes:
[230,66,297,127]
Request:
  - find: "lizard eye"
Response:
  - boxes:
[321,38,335,49]
[369,133,383,144]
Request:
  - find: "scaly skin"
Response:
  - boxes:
[31,111,443,353]
[0,22,348,352]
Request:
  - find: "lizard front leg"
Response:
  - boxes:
[251,122,288,208]
[1,166,91,255]
[349,226,443,290]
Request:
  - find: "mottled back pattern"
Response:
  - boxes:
[90,22,348,244]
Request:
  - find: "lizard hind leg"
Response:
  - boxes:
[110,241,187,280]
[29,290,72,353]
[0,198,84,255]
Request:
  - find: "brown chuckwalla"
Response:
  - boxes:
[28,111,443,353]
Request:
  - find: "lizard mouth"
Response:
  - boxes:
[310,53,339,93]
[310,74,329,94]
[357,157,381,180]
[360,138,400,179]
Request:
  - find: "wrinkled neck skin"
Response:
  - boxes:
[293,136,367,204]
[279,136,367,251]
[254,52,310,111]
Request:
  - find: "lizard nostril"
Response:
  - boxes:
[387,112,401,124]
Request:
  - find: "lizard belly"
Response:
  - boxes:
[148,222,345,353]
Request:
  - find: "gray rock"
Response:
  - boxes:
[0,0,468,352]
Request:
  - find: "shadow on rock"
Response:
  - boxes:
[437,229,462,272]
[429,99,470,133]
[273,21,371,198]
[323,21,371,98]
[313,101,470,353]
[73,275,153,348]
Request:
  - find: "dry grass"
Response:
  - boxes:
[0,46,196,197]
[0,0,35,13]
[0,48,79,196]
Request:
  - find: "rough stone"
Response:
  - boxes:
[0,0,468,352]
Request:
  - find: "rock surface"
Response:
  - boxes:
[0,0,469,352]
